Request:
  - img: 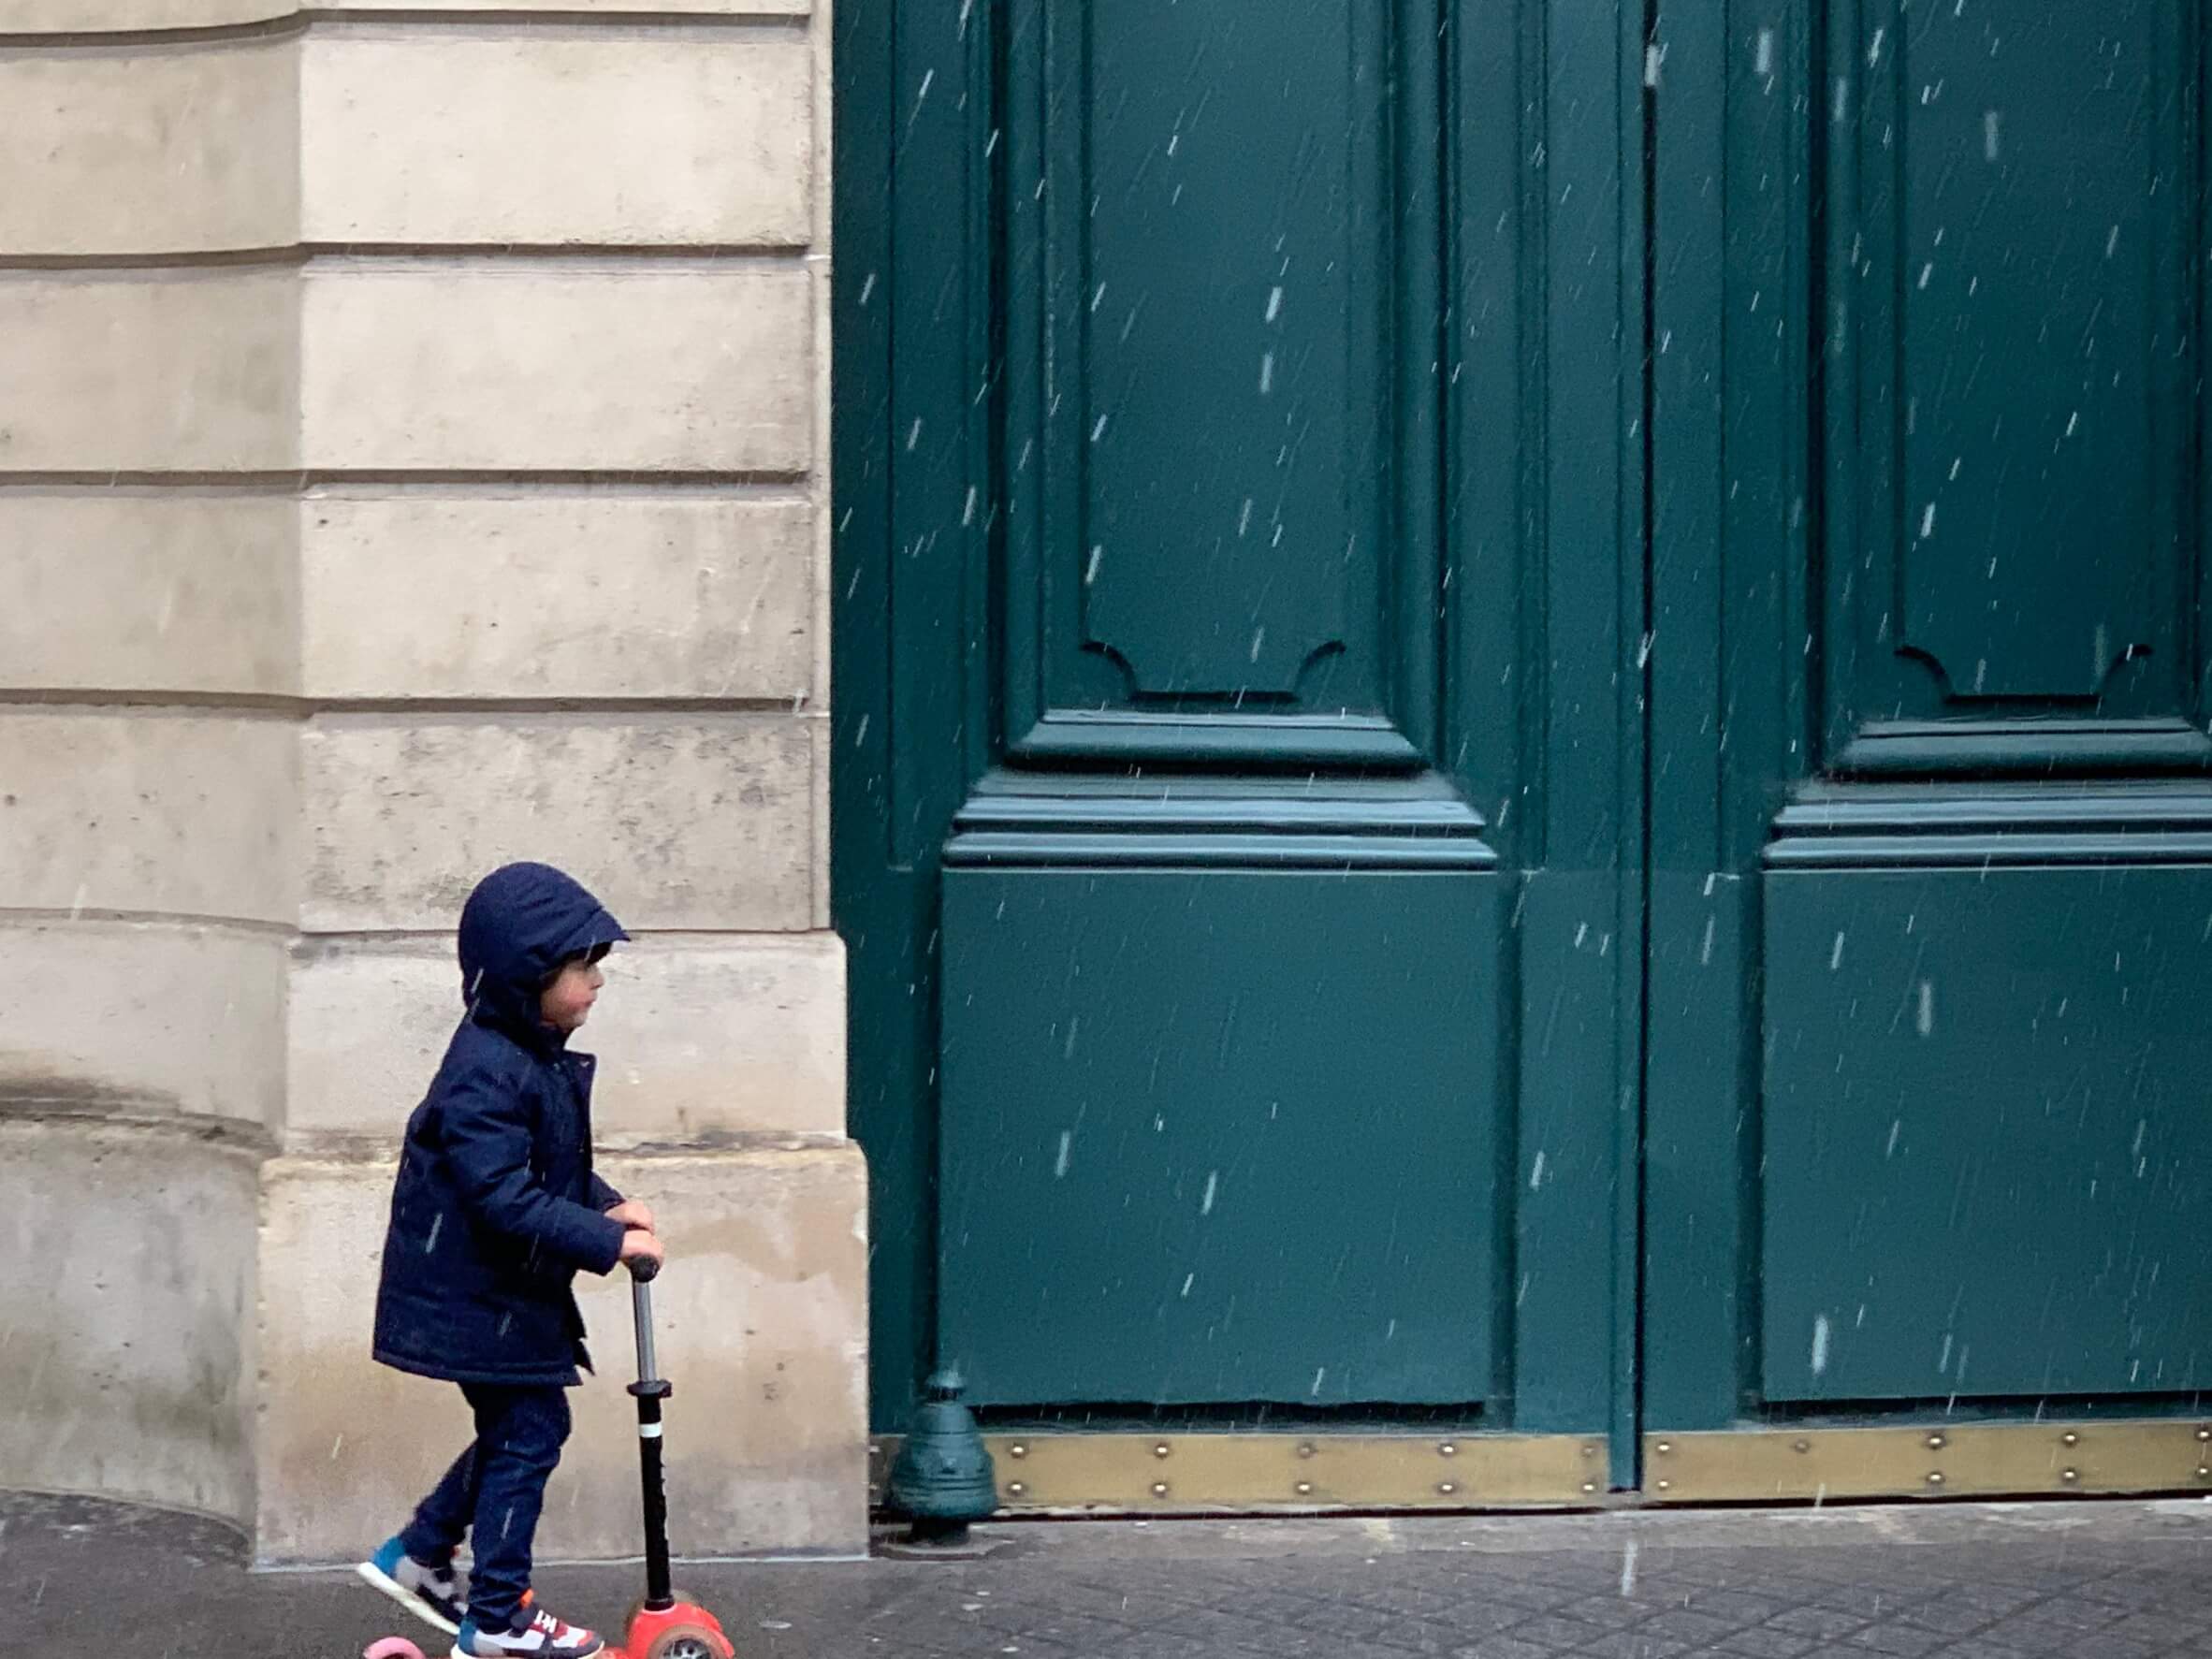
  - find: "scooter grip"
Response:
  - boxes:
[626,1253,662,1284]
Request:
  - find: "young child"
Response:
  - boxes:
[358,862,663,1658]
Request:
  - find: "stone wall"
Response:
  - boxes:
[0,1,863,1563]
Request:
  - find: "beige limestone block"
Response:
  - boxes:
[299,715,813,932]
[299,267,811,474]
[807,254,832,706]
[0,492,296,694]
[254,1142,868,1564]
[808,0,833,251]
[2,1,293,27]
[0,711,298,924]
[0,1119,259,1523]
[0,271,298,473]
[286,930,844,1140]
[301,33,810,248]
[809,706,830,927]
[298,494,811,701]
[0,39,297,256]
[328,1,807,12]
[0,920,285,1128]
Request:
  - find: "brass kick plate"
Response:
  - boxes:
[1644,1420,2212,1504]
[871,1421,2212,1514]
[871,1433,1608,1514]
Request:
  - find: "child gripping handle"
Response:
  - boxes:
[357,862,660,1659]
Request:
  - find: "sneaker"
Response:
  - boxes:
[451,1594,604,1657]
[357,1535,467,1636]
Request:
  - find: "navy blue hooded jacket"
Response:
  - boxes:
[372,863,632,1389]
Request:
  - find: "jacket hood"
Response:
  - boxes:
[458,862,629,1039]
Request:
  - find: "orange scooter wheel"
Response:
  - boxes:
[640,1626,730,1659]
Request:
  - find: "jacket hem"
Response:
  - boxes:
[373,1346,581,1390]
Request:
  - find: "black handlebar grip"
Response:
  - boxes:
[626,1253,662,1284]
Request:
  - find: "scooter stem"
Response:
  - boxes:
[625,1256,676,1613]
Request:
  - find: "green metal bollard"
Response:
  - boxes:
[885,1366,998,1550]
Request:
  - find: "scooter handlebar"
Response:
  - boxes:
[625,1253,662,1284]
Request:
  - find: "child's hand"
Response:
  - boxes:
[618,1229,665,1273]
[605,1198,657,1234]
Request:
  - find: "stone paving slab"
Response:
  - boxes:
[6,1492,2211,1659]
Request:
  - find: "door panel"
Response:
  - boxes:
[941,866,1501,1406]
[1648,0,2212,1447]
[1821,0,2204,765]
[1762,865,2212,1403]
[838,0,1645,1476]
[999,0,1440,765]
[1020,0,1390,720]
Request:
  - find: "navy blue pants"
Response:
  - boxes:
[400,1383,572,1632]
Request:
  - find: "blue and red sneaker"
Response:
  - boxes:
[357,1535,467,1637]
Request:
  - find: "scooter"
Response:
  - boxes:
[602,1254,736,1659]
[367,1256,736,1659]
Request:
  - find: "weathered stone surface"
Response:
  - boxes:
[0,921,285,1128]
[4,0,291,27]
[299,268,811,474]
[302,33,810,247]
[0,712,298,924]
[299,715,813,932]
[286,930,843,1140]
[0,272,298,473]
[0,39,296,255]
[298,493,812,701]
[810,690,832,926]
[0,493,296,695]
[3,0,850,1570]
[254,1143,868,1563]
[0,1120,259,1523]
[5,0,805,23]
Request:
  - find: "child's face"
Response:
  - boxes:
[541,955,604,1033]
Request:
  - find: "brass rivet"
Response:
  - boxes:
[1009,1444,1028,1459]
[1793,1439,1812,1454]
[2060,1469,2080,1483]
[2196,1466,2209,1479]
[1295,1481,1314,1496]
[1654,1441,1673,1455]
[1298,1442,1317,1459]
[1927,1472,1945,1486]
[1655,1478,1671,1492]
[1926,1433,1945,1450]
[2061,1433,2080,1447]
[1437,1481,1458,1496]
[1007,1481,1026,1496]
[1581,1481,1599,1494]
[1151,1482,1169,1498]
[1581,1443,1600,1459]
[1154,1443,1171,1459]
[1439,1442,1458,1457]
[2199,1428,2211,1443]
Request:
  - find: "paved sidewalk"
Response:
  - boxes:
[7,1489,2210,1658]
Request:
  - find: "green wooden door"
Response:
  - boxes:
[835,0,1649,1475]
[1644,0,2212,1461]
[837,0,2212,1501]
